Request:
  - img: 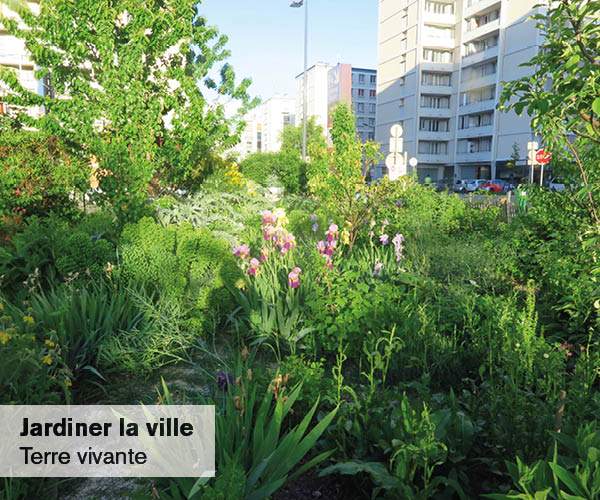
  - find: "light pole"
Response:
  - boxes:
[290,0,308,161]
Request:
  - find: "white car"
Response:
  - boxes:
[549,178,566,192]
[465,179,488,192]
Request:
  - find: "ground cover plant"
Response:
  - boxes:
[0,0,598,499]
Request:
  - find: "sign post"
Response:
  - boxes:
[386,124,417,180]
[527,141,539,184]
[535,149,552,186]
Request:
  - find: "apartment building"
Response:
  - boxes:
[328,64,378,142]
[235,95,296,159]
[295,62,332,133]
[376,0,544,181]
[0,0,44,116]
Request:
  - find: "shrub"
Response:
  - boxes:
[119,217,242,322]
[0,129,87,219]
[239,151,306,194]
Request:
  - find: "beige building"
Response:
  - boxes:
[0,0,44,116]
[235,94,296,159]
[376,0,544,181]
[295,62,332,133]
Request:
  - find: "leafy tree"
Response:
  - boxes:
[280,116,328,161]
[498,0,600,224]
[0,0,257,219]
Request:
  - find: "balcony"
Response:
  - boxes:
[416,153,451,164]
[419,106,453,118]
[456,125,494,139]
[462,44,499,67]
[422,36,456,50]
[463,19,500,43]
[425,12,457,26]
[420,83,453,95]
[421,62,456,73]
[460,72,497,91]
[456,150,492,163]
[418,130,453,141]
[459,99,496,115]
[465,0,502,19]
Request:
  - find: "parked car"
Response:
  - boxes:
[481,179,515,193]
[465,179,488,192]
[453,179,469,192]
[548,178,567,192]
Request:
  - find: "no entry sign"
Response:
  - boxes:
[535,149,552,165]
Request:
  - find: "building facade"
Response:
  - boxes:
[0,1,44,116]
[235,95,295,159]
[328,64,378,142]
[295,62,332,134]
[376,0,544,181]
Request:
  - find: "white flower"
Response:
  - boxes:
[115,10,131,28]
[144,28,153,36]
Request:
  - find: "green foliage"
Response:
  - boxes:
[239,152,306,194]
[161,369,338,500]
[119,217,241,321]
[0,213,117,297]
[486,423,600,500]
[0,0,257,217]
[0,129,87,218]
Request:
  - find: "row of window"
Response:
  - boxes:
[358,117,376,127]
[422,71,452,86]
[423,48,454,63]
[355,103,377,113]
[354,88,377,98]
[417,137,493,156]
[423,25,455,41]
[464,34,499,57]
[460,84,495,106]
[418,112,493,132]
[425,1,454,15]
[466,8,500,31]
[421,94,450,109]
[354,73,377,84]
[463,60,497,81]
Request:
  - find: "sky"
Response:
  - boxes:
[200,0,378,101]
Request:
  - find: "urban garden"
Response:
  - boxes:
[0,0,599,499]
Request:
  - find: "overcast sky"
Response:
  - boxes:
[200,0,378,101]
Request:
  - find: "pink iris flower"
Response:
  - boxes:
[380,234,389,245]
[261,210,276,225]
[233,244,250,259]
[247,258,260,276]
[288,267,302,288]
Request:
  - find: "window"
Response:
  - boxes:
[370,75,377,84]
[421,72,451,86]
[464,34,499,57]
[459,111,493,129]
[359,73,366,84]
[357,103,365,113]
[369,89,376,98]
[421,94,450,108]
[418,140,448,155]
[425,1,454,14]
[358,88,365,97]
[463,60,497,81]
[282,112,292,126]
[423,48,453,63]
[467,8,500,31]
[369,103,376,113]
[420,118,449,132]
[424,25,454,40]
[460,85,496,106]
[368,117,375,126]
[458,137,492,153]
[368,131,375,141]
[398,98,405,107]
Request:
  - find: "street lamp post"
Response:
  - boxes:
[290,0,308,162]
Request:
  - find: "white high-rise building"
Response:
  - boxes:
[376,0,545,181]
[235,94,295,159]
[0,1,44,116]
[295,62,332,133]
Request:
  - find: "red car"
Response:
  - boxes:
[481,179,513,193]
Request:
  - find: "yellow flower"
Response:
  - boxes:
[41,354,53,366]
[0,331,11,345]
[22,315,35,326]
[341,229,351,245]
[235,278,246,290]
[64,378,73,388]
[44,339,56,349]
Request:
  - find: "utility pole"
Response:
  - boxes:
[290,1,308,161]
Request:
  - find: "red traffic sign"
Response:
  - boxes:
[535,149,552,165]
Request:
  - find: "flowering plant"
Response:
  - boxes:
[233,209,313,359]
